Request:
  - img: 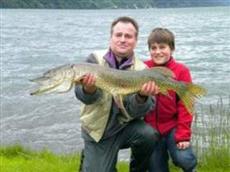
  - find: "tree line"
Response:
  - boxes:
[1,0,230,9]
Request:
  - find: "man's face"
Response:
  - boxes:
[110,22,137,58]
[149,42,173,65]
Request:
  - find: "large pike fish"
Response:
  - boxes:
[30,63,207,114]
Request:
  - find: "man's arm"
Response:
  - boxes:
[75,85,102,105]
[124,94,155,118]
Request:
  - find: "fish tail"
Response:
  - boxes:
[187,83,207,98]
[175,83,207,114]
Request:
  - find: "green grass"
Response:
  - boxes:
[0,145,80,172]
[1,144,229,172]
[197,145,230,172]
[0,145,130,172]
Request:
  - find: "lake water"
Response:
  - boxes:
[1,7,230,159]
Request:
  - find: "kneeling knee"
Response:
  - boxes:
[143,126,160,144]
[173,151,197,170]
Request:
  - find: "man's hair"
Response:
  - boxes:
[147,28,175,50]
[110,16,139,37]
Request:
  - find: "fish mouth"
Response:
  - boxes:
[30,82,61,96]
[30,76,62,96]
[30,76,49,83]
[30,75,74,96]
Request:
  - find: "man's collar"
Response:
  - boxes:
[104,49,134,69]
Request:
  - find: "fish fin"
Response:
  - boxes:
[176,83,207,115]
[187,83,207,98]
[113,94,133,122]
[160,89,173,100]
[113,94,124,109]
[159,88,169,96]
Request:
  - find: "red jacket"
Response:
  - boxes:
[144,57,194,142]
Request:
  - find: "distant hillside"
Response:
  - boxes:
[1,0,230,9]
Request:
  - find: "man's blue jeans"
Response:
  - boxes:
[148,129,197,172]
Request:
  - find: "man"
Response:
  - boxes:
[75,16,159,172]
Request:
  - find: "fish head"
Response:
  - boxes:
[30,64,75,95]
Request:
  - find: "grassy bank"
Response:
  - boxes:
[0,144,229,172]
[0,144,129,172]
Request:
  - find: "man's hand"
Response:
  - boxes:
[177,141,190,149]
[139,81,159,96]
[81,73,97,94]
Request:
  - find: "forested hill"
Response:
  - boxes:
[1,0,230,9]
